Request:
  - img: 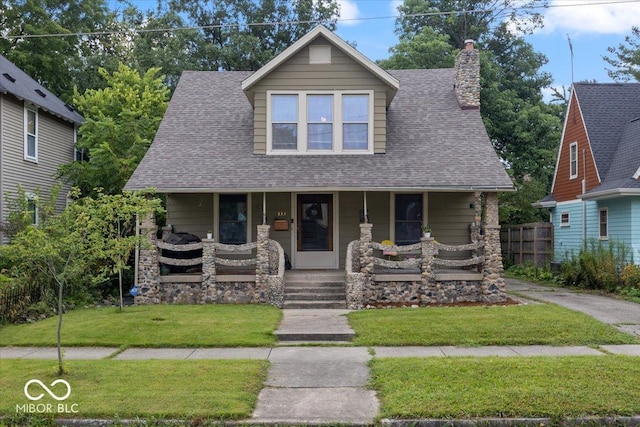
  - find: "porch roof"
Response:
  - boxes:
[125,69,513,193]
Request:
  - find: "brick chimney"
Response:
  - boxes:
[454,39,480,109]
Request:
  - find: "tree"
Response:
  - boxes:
[605,26,640,82]
[3,189,162,374]
[378,27,456,69]
[396,0,547,49]
[387,1,561,224]
[167,0,340,71]
[58,64,170,196]
[0,0,126,101]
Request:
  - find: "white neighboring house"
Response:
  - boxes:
[0,55,84,242]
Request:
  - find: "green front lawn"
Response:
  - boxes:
[0,305,281,347]
[349,304,638,346]
[0,359,267,420]
[370,356,640,419]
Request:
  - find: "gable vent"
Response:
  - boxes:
[3,73,16,83]
[309,45,331,64]
[35,89,47,98]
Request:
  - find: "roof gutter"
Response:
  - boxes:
[578,188,640,201]
[532,200,557,209]
[125,185,516,194]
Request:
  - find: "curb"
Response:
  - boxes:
[381,417,640,427]
[3,417,638,427]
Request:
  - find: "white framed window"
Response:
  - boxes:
[73,126,88,161]
[599,208,608,239]
[569,142,578,179]
[560,212,570,227]
[267,90,374,155]
[26,194,38,226]
[24,106,38,162]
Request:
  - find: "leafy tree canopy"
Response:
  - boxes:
[386,1,562,224]
[605,26,640,82]
[58,64,170,197]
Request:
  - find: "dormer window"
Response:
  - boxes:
[267,90,373,155]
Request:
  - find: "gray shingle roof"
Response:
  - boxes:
[0,55,83,124]
[574,83,640,194]
[125,68,512,192]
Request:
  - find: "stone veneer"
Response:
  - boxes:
[136,221,285,307]
[345,192,507,307]
[454,40,480,109]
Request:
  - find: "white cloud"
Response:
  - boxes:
[390,0,403,15]
[540,0,640,35]
[336,0,361,25]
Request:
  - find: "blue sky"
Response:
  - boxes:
[331,0,640,96]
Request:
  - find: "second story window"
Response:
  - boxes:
[569,142,578,179]
[267,90,373,154]
[24,107,38,162]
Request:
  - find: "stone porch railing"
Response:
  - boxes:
[135,223,285,307]
[345,222,506,309]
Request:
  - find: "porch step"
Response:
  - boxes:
[283,300,347,309]
[283,272,347,310]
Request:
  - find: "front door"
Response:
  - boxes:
[293,193,338,268]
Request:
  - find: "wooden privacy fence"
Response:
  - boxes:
[501,222,553,266]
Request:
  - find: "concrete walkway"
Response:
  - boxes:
[506,278,640,336]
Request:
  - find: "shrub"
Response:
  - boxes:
[560,239,634,292]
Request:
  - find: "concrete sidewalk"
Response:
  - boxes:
[2,344,640,359]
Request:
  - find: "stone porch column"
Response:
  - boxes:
[482,192,506,303]
[135,212,160,305]
[256,225,270,301]
[420,237,436,287]
[201,238,217,303]
[359,223,374,289]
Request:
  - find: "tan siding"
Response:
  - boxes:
[263,192,292,256]
[428,193,475,259]
[250,37,388,154]
[552,95,600,202]
[253,92,267,154]
[338,191,389,268]
[1,96,73,242]
[166,193,213,238]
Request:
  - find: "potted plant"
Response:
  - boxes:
[206,230,213,239]
[422,225,431,238]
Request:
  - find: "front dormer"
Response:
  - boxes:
[242,26,399,155]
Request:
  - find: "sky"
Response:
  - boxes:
[330,0,640,96]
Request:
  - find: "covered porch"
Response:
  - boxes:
[135,190,506,307]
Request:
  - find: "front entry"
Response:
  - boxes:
[293,193,338,269]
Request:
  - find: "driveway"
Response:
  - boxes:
[506,278,640,337]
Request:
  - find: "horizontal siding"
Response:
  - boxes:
[551,201,598,261]
[251,37,389,154]
[260,192,292,256]
[1,95,73,242]
[338,191,390,268]
[428,193,476,260]
[552,95,600,202]
[632,199,640,264]
[166,193,214,239]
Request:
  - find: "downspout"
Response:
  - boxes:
[582,149,587,249]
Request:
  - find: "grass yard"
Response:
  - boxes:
[0,359,267,420]
[370,356,640,419]
[349,304,638,346]
[0,305,281,347]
